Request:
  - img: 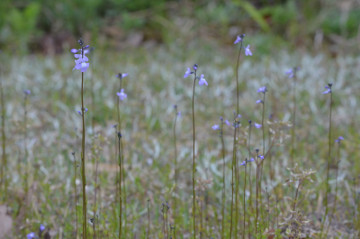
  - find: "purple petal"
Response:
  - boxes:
[212,124,220,130]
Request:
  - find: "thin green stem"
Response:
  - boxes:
[230,120,237,239]
[235,41,243,115]
[191,71,197,239]
[243,160,247,239]
[173,106,179,238]
[0,78,7,198]
[220,120,226,239]
[118,132,123,239]
[72,152,79,239]
[247,122,252,238]
[81,69,88,239]
[321,86,333,238]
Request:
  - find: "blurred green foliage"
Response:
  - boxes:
[0,0,358,53]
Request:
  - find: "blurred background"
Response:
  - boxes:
[0,0,359,55]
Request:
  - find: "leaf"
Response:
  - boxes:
[232,0,270,32]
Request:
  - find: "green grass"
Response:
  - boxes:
[0,39,359,238]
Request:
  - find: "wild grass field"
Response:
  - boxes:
[0,38,359,239]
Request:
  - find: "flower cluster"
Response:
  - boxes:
[71,45,90,72]
[77,107,88,116]
[234,34,252,56]
[322,83,332,94]
[184,64,208,86]
[26,224,45,239]
[117,89,127,101]
[335,136,344,143]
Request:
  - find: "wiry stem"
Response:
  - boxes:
[81,69,88,239]
[230,119,237,239]
[220,119,226,239]
[290,69,297,164]
[191,71,197,239]
[0,78,7,198]
[173,105,179,238]
[235,41,243,115]
[321,84,333,238]
[72,152,79,239]
[118,132,123,239]
[247,121,252,238]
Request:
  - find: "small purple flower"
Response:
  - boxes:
[193,64,198,71]
[72,48,90,72]
[335,136,344,143]
[71,49,78,54]
[257,86,267,93]
[27,232,36,239]
[237,114,242,119]
[245,45,252,56]
[258,155,264,160]
[117,89,127,101]
[322,85,332,94]
[256,99,263,104]
[225,120,231,126]
[254,123,262,128]
[77,108,88,116]
[40,224,45,232]
[199,74,208,86]
[116,73,128,80]
[248,158,255,162]
[240,161,246,166]
[234,34,244,44]
[212,124,220,130]
[24,89,31,95]
[285,69,294,78]
[184,67,192,78]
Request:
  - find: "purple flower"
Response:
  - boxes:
[77,108,88,116]
[248,158,255,162]
[245,45,252,56]
[240,161,246,166]
[117,89,127,101]
[184,67,192,78]
[257,86,267,93]
[254,123,262,128]
[258,155,264,160]
[285,69,294,78]
[199,74,208,86]
[40,224,45,232]
[24,89,31,95]
[116,73,128,80]
[322,85,332,94]
[72,48,90,72]
[193,64,198,71]
[237,114,242,119]
[27,232,36,239]
[335,136,344,143]
[225,120,230,126]
[71,49,78,54]
[256,99,263,104]
[212,124,220,130]
[234,34,244,44]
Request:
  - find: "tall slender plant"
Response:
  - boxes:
[115,73,128,238]
[320,83,333,238]
[184,64,208,239]
[71,39,91,239]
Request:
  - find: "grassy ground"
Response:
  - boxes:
[0,39,359,238]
